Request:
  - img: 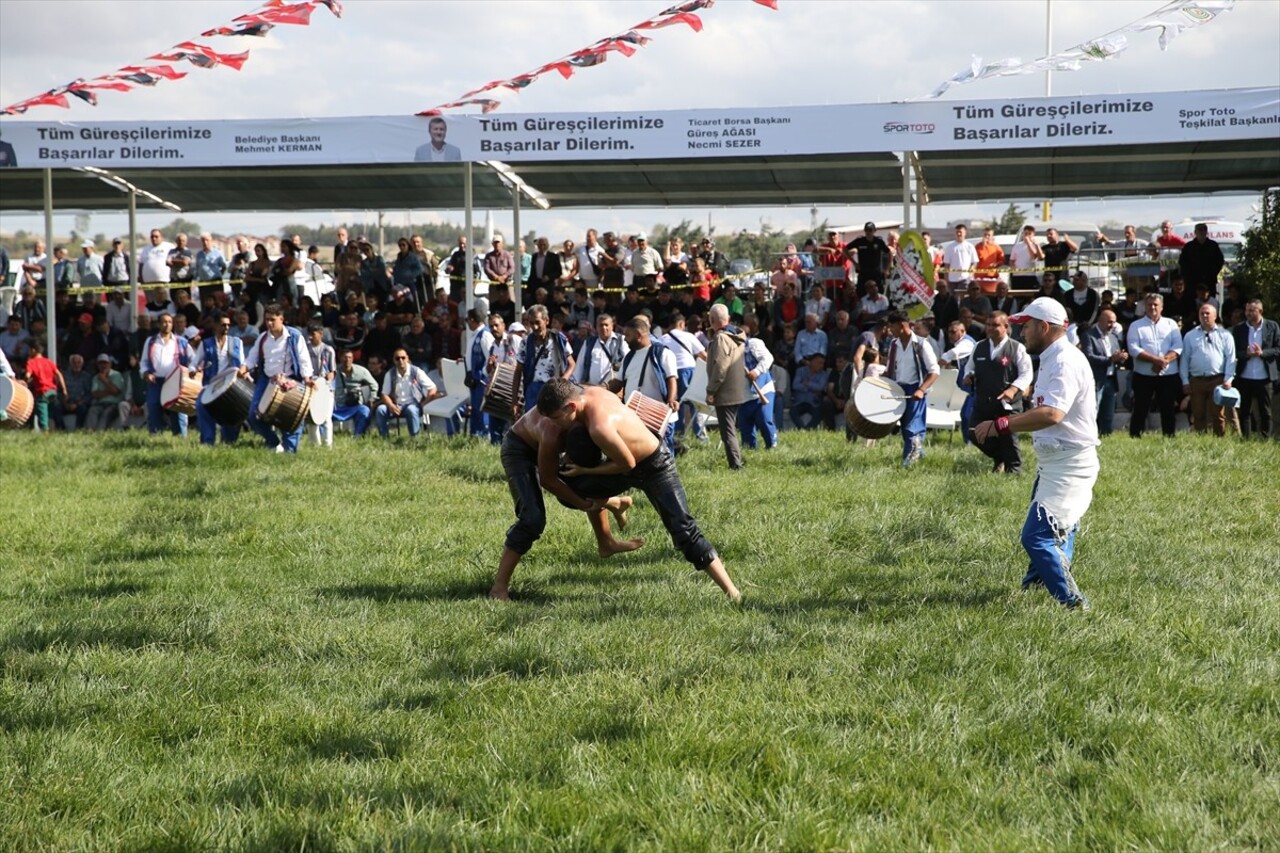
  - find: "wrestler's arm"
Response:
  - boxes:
[973,404,1063,442]
[535,423,595,511]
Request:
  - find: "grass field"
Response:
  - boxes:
[2,428,1278,850]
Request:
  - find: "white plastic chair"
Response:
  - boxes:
[423,358,470,434]
[679,361,717,429]
[925,368,966,438]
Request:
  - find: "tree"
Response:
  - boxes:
[158,217,203,239]
[990,203,1027,234]
[1233,188,1280,312]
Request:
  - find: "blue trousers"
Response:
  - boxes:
[1020,497,1084,606]
[195,398,240,446]
[248,375,302,452]
[332,404,370,436]
[375,402,423,437]
[899,382,927,461]
[738,390,777,449]
[791,400,822,430]
[469,383,488,438]
[960,394,974,445]
[145,381,188,437]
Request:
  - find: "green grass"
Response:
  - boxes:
[1,428,1278,850]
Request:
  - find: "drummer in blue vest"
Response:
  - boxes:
[189,310,245,446]
[884,309,940,467]
[237,303,314,453]
[484,313,521,444]
[620,314,679,453]
[517,304,575,416]
[139,312,194,437]
[465,308,495,439]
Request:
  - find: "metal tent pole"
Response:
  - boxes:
[464,162,474,316]
[128,189,138,331]
[43,169,56,365]
[512,187,522,317]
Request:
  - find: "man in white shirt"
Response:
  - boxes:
[1008,225,1044,291]
[138,229,173,284]
[1126,292,1183,438]
[940,321,977,370]
[575,229,603,289]
[884,309,940,467]
[974,297,1098,611]
[375,346,440,438]
[620,314,679,452]
[238,303,314,452]
[629,233,663,289]
[942,224,979,289]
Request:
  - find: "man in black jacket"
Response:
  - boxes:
[1232,298,1280,439]
[1178,223,1225,293]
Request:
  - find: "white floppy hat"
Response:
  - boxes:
[1010,296,1068,326]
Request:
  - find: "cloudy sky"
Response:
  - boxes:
[2,0,1277,242]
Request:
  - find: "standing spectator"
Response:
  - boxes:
[357,238,388,303]
[557,239,579,288]
[738,316,778,450]
[664,237,690,287]
[1179,304,1235,436]
[1178,223,1225,294]
[1008,225,1043,291]
[21,240,47,289]
[662,312,706,447]
[51,246,73,290]
[517,304,575,415]
[445,235,469,302]
[270,240,302,304]
[1082,308,1128,436]
[305,323,337,448]
[483,237,514,286]
[619,315,678,450]
[630,233,662,290]
[77,240,104,287]
[704,304,748,469]
[464,308,495,438]
[166,234,194,289]
[138,230,172,284]
[698,237,729,280]
[239,304,313,452]
[101,238,131,292]
[575,230,603,289]
[0,243,8,288]
[333,227,350,264]
[1232,299,1279,439]
[193,233,227,299]
[973,228,1005,295]
[1116,225,1151,290]
[942,224,979,290]
[1127,293,1183,438]
[1040,228,1077,278]
[845,222,891,298]
[1166,277,1197,331]
[392,237,424,296]
[528,237,561,291]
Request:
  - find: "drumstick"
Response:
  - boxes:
[747,368,769,405]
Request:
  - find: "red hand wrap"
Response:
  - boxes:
[996,416,1011,436]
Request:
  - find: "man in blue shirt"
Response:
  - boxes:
[1179,303,1236,437]
[193,233,227,300]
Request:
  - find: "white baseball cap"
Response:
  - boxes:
[1010,296,1068,326]
[509,322,526,333]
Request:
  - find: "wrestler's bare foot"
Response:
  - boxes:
[598,536,645,557]
[489,585,511,601]
[608,496,633,530]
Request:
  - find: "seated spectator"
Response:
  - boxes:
[793,313,828,368]
[791,352,829,430]
[1059,270,1099,326]
[333,348,377,436]
[59,353,93,429]
[992,280,1020,318]
[856,280,890,329]
[402,315,433,372]
[959,282,994,326]
[822,350,855,432]
[712,282,745,323]
[384,286,418,335]
[804,284,832,328]
[86,354,126,431]
[958,307,985,341]
[1,316,30,366]
[772,281,803,332]
[827,311,858,361]
[363,312,402,365]
[490,285,518,327]
[375,347,440,438]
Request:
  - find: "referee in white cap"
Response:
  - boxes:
[973,297,1099,611]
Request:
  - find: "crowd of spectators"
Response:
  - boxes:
[1,218,1274,442]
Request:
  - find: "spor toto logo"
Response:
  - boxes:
[883,121,936,134]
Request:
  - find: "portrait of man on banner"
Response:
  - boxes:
[414,116,461,162]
